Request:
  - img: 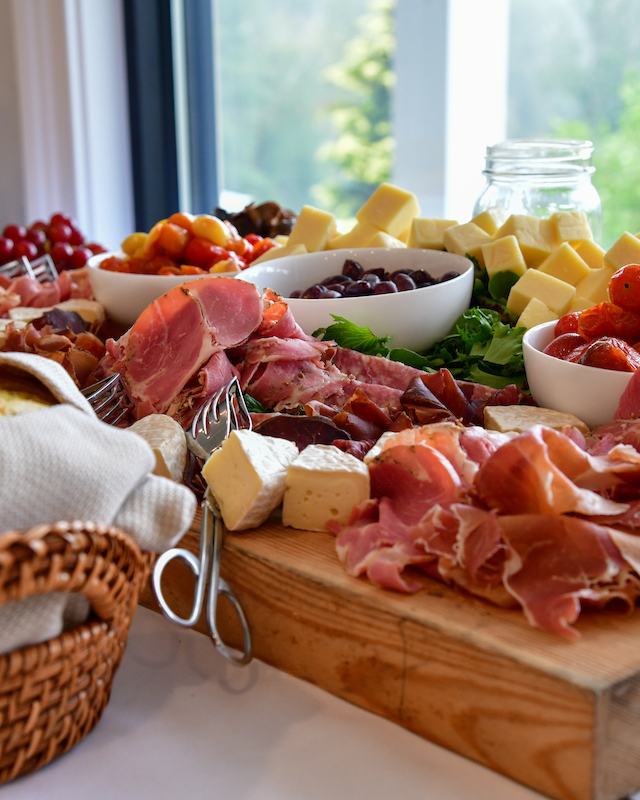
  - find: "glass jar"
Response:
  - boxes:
[473,139,603,243]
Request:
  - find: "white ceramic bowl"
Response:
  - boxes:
[236,248,474,352]
[87,251,238,329]
[523,320,633,429]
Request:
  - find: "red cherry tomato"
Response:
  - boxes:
[577,302,613,339]
[543,332,587,360]
[575,337,640,372]
[183,237,227,269]
[554,312,581,336]
[609,265,640,311]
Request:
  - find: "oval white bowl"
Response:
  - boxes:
[87,251,238,329]
[523,320,633,429]
[236,247,474,352]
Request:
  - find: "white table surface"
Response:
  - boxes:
[2,606,636,800]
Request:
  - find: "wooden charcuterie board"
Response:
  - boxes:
[140,509,640,800]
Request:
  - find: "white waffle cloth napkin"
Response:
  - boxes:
[0,352,197,654]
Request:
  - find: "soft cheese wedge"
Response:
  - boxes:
[484,405,589,435]
[129,414,188,483]
[282,444,370,532]
[203,429,298,531]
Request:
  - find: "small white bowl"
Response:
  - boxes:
[523,320,633,429]
[87,251,238,329]
[236,247,473,352]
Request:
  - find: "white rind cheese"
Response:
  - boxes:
[129,414,188,483]
[202,430,298,531]
[282,444,370,532]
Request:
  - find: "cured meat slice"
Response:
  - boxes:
[107,277,262,416]
[332,347,423,389]
[498,515,633,639]
[474,425,630,517]
[369,443,462,525]
[613,368,640,420]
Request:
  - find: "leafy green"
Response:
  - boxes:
[243,393,266,413]
[314,316,392,356]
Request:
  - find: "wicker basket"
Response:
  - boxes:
[0,521,154,784]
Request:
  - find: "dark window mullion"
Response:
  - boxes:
[122,0,179,232]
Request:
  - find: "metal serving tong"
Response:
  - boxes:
[152,377,254,666]
[81,373,133,425]
[0,254,59,283]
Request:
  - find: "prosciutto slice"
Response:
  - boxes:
[106,277,262,416]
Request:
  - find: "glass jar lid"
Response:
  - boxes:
[484,139,595,178]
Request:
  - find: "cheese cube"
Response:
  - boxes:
[287,205,337,252]
[604,232,640,271]
[407,218,458,250]
[506,269,576,317]
[443,222,493,267]
[471,206,508,236]
[366,230,406,249]
[569,295,595,313]
[282,445,370,532]
[251,242,308,264]
[574,239,605,270]
[481,235,527,278]
[129,414,188,483]
[202,430,298,531]
[538,242,591,286]
[273,234,289,246]
[326,221,381,250]
[495,215,557,267]
[355,183,420,239]
[516,297,559,330]
[550,211,593,243]
[574,266,616,304]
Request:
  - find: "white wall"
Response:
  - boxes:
[1,0,134,249]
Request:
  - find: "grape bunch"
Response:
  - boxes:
[0,213,107,271]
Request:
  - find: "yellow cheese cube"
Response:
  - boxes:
[604,232,640,271]
[481,235,527,278]
[326,221,381,250]
[550,211,593,243]
[568,295,595,313]
[538,242,591,286]
[286,205,337,252]
[574,266,616,304]
[407,218,458,249]
[355,183,420,239]
[273,234,289,246]
[251,243,308,264]
[443,222,493,267]
[366,230,407,249]
[495,215,557,268]
[506,269,576,317]
[471,206,508,236]
[516,297,559,330]
[574,239,605,270]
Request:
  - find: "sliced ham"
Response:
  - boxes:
[107,277,262,416]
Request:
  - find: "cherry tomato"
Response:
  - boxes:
[577,302,613,339]
[543,332,587,360]
[575,337,640,372]
[183,237,227,269]
[246,237,277,263]
[245,234,263,246]
[554,312,581,336]
[609,265,640,311]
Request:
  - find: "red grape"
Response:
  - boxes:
[25,228,47,249]
[13,240,38,261]
[49,223,73,243]
[3,224,26,241]
[30,220,47,231]
[49,212,72,227]
[0,237,14,262]
[69,226,84,246]
[67,246,93,269]
[50,241,74,267]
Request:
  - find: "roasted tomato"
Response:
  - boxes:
[543,332,587,360]
[609,264,640,311]
[574,337,640,372]
[554,312,581,336]
[577,301,640,342]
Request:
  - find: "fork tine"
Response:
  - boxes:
[81,373,121,403]
[81,373,132,425]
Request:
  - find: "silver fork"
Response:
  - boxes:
[81,373,133,425]
[0,254,59,283]
[152,377,254,666]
